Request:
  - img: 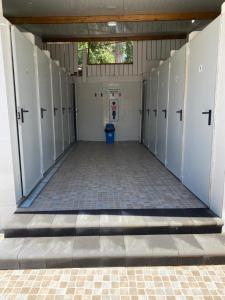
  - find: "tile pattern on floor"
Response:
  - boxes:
[0,265,225,299]
[18,142,205,212]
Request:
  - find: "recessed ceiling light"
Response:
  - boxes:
[107,21,117,27]
[191,19,196,24]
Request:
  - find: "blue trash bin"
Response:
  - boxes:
[105,123,115,144]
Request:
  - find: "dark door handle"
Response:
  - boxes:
[21,108,29,123]
[202,109,212,125]
[62,107,66,114]
[162,109,167,119]
[41,107,47,119]
[153,109,157,117]
[146,108,150,116]
[176,109,183,121]
[54,107,58,116]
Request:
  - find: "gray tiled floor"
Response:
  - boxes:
[18,142,206,212]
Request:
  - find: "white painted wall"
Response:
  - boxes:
[76,77,142,141]
[0,18,21,229]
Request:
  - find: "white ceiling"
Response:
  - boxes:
[3,0,224,17]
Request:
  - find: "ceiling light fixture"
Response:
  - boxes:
[107,21,117,27]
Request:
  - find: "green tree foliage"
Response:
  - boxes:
[78,41,133,65]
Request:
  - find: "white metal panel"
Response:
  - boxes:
[156,60,170,164]
[11,26,42,196]
[183,17,220,206]
[50,60,63,159]
[35,47,54,174]
[166,45,187,179]
[210,9,225,217]
[143,79,151,147]
[60,68,70,149]
[149,69,158,154]
[67,76,75,144]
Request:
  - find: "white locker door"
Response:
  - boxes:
[149,70,158,154]
[183,18,220,205]
[67,78,75,144]
[166,46,187,179]
[156,61,169,164]
[143,79,151,148]
[35,47,54,174]
[60,69,69,149]
[50,61,63,160]
[11,27,42,196]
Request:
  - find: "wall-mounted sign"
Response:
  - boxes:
[109,99,119,122]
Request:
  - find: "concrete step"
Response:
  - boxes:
[0,233,225,269]
[4,212,223,238]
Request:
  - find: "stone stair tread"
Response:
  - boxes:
[4,213,223,237]
[0,233,225,269]
[4,213,223,230]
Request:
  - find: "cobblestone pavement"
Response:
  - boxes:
[18,142,205,212]
[0,265,225,299]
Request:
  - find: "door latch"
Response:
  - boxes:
[153,109,157,117]
[54,107,58,116]
[202,109,212,126]
[162,109,167,119]
[41,107,47,119]
[176,109,183,121]
[62,107,66,114]
[21,108,29,123]
[146,108,150,116]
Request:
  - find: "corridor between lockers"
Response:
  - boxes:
[17,142,205,212]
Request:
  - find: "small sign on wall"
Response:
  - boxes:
[109,99,119,122]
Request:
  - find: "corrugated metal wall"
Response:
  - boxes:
[45,39,186,76]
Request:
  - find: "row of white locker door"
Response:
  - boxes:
[143,16,220,207]
[11,26,76,198]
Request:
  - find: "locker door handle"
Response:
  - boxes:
[54,107,58,116]
[202,109,212,126]
[162,109,167,119]
[62,107,66,114]
[146,108,150,116]
[153,109,157,117]
[21,108,29,123]
[176,109,183,121]
[41,107,47,119]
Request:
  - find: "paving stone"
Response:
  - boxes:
[148,235,179,265]
[194,234,225,264]
[44,237,75,268]
[18,237,49,269]
[4,214,34,229]
[172,234,204,265]
[51,215,77,235]
[0,238,25,269]
[28,214,55,229]
[4,214,34,237]
[124,235,152,266]
[100,235,125,266]
[73,235,101,267]
[76,214,100,235]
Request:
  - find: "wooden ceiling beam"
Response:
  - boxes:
[43,34,187,43]
[8,12,218,24]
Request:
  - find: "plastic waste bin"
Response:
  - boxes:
[104,123,115,144]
